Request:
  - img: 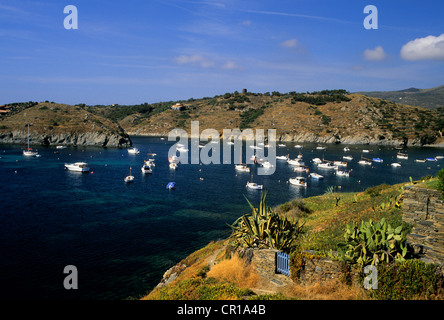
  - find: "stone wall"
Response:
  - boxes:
[402,185,444,265]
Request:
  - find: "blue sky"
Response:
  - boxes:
[1,0,444,105]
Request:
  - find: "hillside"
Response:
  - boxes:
[94,91,444,147]
[143,177,443,300]
[357,85,444,110]
[1,90,443,148]
[0,102,132,147]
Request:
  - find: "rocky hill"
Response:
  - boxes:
[357,85,444,110]
[1,90,443,148]
[106,91,444,147]
[0,102,132,147]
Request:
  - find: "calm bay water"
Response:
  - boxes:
[0,136,442,299]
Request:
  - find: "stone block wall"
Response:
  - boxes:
[402,186,444,265]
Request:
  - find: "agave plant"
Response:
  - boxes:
[229,192,304,253]
[334,218,408,266]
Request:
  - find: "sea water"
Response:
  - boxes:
[0,136,442,299]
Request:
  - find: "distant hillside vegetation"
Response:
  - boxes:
[84,90,444,147]
[357,85,444,110]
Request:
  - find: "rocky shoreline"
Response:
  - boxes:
[0,130,132,148]
[126,130,443,148]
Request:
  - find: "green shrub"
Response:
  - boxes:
[437,169,444,192]
[368,259,439,300]
[365,184,390,197]
[334,218,408,266]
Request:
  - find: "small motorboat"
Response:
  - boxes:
[415,159,426,163]
[318,162,337,170]
[65,162,90,172]
[166,182,176,190]
[276,154,289,160]
[391,163,401,167]
[336,170,350,177]
[343,156,353,161]
[261,161,274,168]
[294,166,309,173]
[312,157,322,164]
[333,161,347,167]
[128,147,140,154]
[343,147,350,152]
[289,177,307,187]
[246,182,263,190]
[169,162,178,170]
[397,153,408,159]
[358,160,372,165]
[141,161,152,174]
[372,158,383,163]
[426,157,436,162]
[56,145,67,149]
[235,164,250,172]
[309,173,324,180]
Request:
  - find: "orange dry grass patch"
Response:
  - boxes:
[284,279,368,300]
[207,255,261,289]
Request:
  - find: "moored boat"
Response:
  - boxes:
[289,176,307,187]
[65,162,90,172]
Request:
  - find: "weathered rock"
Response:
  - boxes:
[0,130,132,148]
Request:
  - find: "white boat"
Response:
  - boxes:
[246,174,263,190]
[64,162,90,172]
[141,161,152,174]
[391,163,401,167]
[168,155,179,163]
[261,161,274,168]
[318,162,337,170]
[278,144,286,147]
[287,158,305,166]
[246,182,263,190]
[358,160,372,165]
[414,159,426,163]
[397,153,408,159]
[362,149,370,153]
[56,145,67,149]
[343,147,350,152]
[276,154,289,160]
[309,173,324,180]
[316,146,326,150]
[235,164,250,172]
[169,162,178,170]
[124,167,134,183]
[343,156,353,161]
[23,124,39,157]
[294,145,303,149]
[294,166,309,173]
[436,156,444,160]
[336,170,349,177]
[128,147,140,154]
[333,161,347,167]
[289,177,307,187]
[147,159,156,167]
[312,158,322,164]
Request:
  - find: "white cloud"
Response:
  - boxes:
[280,38,300,48]
[400,34,444,61]
[221,60,239,70]
[173,54,214,68]
[363,46,387,61]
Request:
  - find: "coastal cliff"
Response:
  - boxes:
[115,92,443,148]
[0,102,132,148]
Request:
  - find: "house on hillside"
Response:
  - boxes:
[171,103,185,111]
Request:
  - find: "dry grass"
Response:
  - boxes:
[283,279,369,300]
[207,254,261,289]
